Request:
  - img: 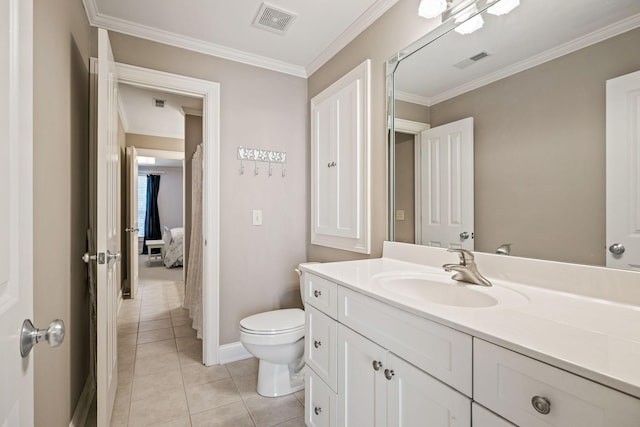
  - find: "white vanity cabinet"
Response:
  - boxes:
[473,339,640,427]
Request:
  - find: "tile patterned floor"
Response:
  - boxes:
[89,258,305,427]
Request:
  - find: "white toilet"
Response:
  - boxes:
[239,265,311,397]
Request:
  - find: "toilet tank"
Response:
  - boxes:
[295,262,319,308]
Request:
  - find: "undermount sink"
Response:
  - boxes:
[370,272,528,308]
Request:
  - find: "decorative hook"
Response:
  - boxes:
[281,164,286,177]
[268,161,273,177]
[254,160,259,176]
[239,159,244,175]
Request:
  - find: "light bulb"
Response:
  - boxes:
[487,0,520,16]
[418,0,447,19]
[454,5,484,35]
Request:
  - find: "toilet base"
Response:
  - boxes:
[256,360,305,397]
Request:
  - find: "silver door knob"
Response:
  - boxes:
[609,243,625,255]
[372,360,383,371]
[125,227,139,233]
[460,232,470,240]
[384,369,395,380]
[20,319,65,357]
[82,252,96,263]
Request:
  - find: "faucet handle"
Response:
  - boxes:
[447,248,475,265]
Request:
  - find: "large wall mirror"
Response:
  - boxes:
[388,0,640,269]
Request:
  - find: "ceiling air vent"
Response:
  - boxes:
[453,51,490,69]
[153,98,166,108]
[253,2,297,34]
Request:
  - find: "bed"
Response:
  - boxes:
[162,226,184,268]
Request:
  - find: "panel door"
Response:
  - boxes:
[387,353,471,427]
[606,69,640,270]
[338,325,387,427]
[0,0,34,425]
[420,117,474,250]
[96,28,120,427]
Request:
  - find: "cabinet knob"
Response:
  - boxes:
[314,406,322,415]
[314,340,322,349]
[313,290,322,298]
[384,368,395,380]
[327,161,337,168]
[531,396,551,415]
[372,360,383,371]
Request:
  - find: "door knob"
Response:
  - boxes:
[460,232,470,240]
[609,243,625,255]
[125,227,139,233]
[20,319,65,357]
[82,252,105,264]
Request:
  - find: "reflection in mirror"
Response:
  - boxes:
[389,0,640,269]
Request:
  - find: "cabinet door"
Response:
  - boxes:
[387,353,471,427]
[306,305,338,391]
[306,369,337,427]
[338,325,387,427]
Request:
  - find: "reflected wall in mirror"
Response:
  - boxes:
[389,0,640,268]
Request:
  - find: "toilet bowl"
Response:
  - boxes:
[239,264,313,397]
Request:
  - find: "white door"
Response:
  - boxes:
[126,147,139,298]
[386,353,471,427]
[0,0,34,425]
[420,117,474,250]
[606,70,640,270]
[96,28,120,427]
[338,325,387,427]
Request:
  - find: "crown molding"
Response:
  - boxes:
[306,0,400,76]
[394,90,431,106]
[425,12,640,106]
[82,0,307,78]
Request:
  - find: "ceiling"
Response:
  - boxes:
[83,0,399,77]
[394,0,640,105]
[119,84,202,140]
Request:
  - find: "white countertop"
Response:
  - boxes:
[300,257,640,399]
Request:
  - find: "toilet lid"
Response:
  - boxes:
[240,308,304,334]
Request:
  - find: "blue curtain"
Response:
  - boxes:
[142,174,161,254]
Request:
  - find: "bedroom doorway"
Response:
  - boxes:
[111,62,221,367]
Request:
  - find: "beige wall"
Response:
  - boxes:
[307,0,440,261]
[184,114,202,274]
[33,0,96,424]
[110,33,308,345]
[428,28,640,265]
[395,99,430,123]
[125,133,184,151]
[394,132,415,243]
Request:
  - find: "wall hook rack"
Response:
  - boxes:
[237,146,287,177]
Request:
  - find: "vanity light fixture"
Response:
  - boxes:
[454,5,484,35]
[418,0,448,19]
[487,0,520,16]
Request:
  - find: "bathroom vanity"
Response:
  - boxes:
[301,242,640,426]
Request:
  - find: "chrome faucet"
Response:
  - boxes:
[443,249,492,287]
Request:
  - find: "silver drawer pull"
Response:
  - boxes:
[372,360,383,371]
[384,369,395,380]
[314,406,322,415]
[313,290,322,298]
[531,396,551,414]
[314,340,322,349]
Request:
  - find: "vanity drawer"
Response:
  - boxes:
[471,403,515,427]
[473,339,640,427]
[338,286,473,396]
[304,273,338,319]
[305,305,337,391]
[306,368,337,427]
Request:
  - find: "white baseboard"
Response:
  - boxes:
[69,375,95,427]
[218,341,252,364]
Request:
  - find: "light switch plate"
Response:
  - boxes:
[253,210,263,226]
[396,210,405,221]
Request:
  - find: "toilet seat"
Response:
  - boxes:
[240,308,304,334]
[240,308,305,346]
